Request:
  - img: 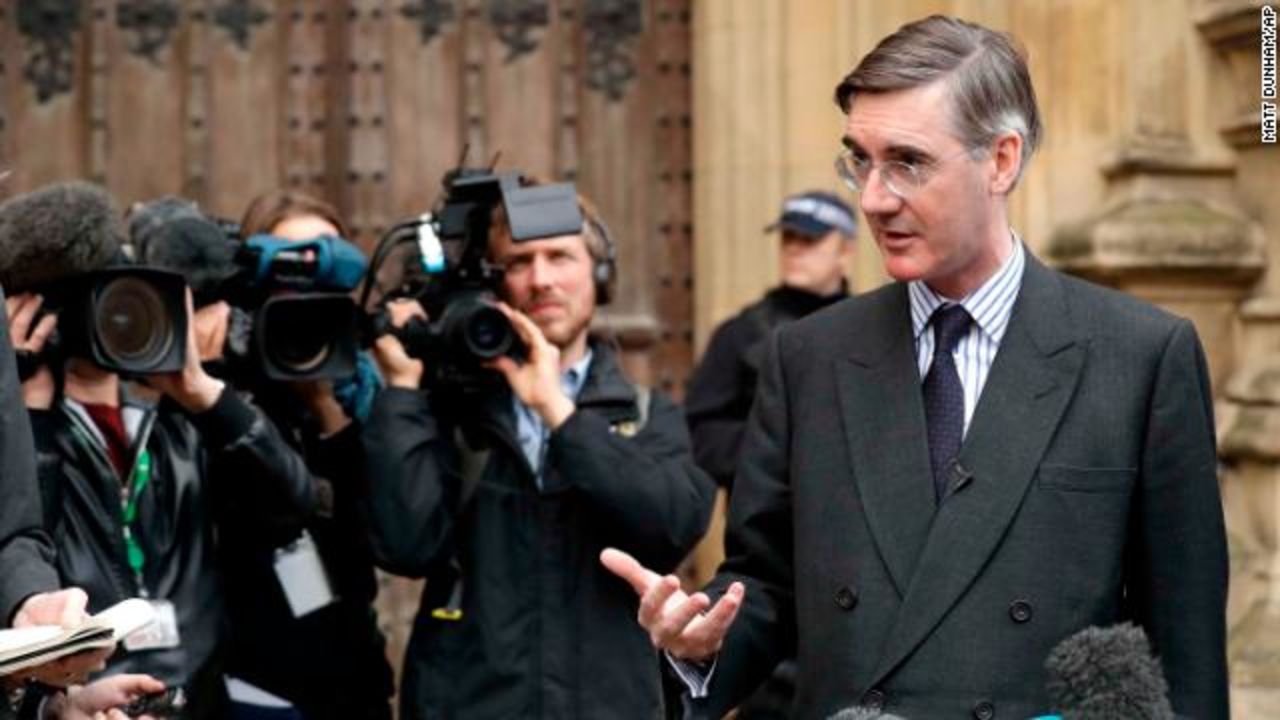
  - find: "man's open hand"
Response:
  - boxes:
[599,548,744,662]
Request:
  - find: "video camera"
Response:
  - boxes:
[0,182,191,378]
[31,266,190,376]
[131,202,368,382]
[363,167,582,391]
[221,230,367,382]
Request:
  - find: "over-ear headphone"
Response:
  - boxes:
[585,214,617,306]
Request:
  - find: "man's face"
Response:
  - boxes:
[844,80,1003,298]
[779,229,850,296]
[491,230,596,350]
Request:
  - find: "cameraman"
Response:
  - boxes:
[3,285,137,720]
[365,191,716,719]
[2,182,314,719]
[208,191,391,720]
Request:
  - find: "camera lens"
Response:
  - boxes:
[265,302,332,373]
[94,276,175,368]
[463,305,514,359]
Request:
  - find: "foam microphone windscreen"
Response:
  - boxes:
[130,198,238,301]
[0,181,124,292]
[1045,623,1174,720]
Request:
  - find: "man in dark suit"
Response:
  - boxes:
[603,14,1228,720]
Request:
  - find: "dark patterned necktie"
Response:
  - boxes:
[923,304,972,502]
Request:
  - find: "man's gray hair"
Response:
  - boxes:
[834,15,1042,186]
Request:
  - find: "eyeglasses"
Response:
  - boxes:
[834,146,975,200]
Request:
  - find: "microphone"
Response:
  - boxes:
[131,197,367,298]
[1044,623,1175,720]
[0,183,188,374]
[129,196,239,304]
[0,181,124,292]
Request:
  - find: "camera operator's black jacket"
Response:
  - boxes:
[365,341,716,720]
[30,388,314,720]
[217,380,394,720]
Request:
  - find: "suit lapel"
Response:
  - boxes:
[835,285,935,597]
[866,255,1088,689]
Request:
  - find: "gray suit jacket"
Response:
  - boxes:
[700,254,1228,719]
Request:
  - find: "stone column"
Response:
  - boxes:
[1048,0,1264,388]
[1049,2,1276,717]
[1194,3,1280,717]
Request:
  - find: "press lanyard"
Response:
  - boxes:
[64,407,156,598]
[120,448,153,596]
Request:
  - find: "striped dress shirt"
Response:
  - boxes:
[908,234,1025,436]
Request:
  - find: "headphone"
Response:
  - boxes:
[585,214,617,306]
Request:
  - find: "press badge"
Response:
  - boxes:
[124,599,181,651]
[273,530,336,618]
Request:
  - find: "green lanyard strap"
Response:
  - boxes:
[121,449,152,584]
[65,415,154,595]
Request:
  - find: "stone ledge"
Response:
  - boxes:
[1196,0,1266,49]
[1050,198,1266,284]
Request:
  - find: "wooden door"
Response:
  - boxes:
[1,0,693,698]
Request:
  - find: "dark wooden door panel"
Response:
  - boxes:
[1,2,692,701]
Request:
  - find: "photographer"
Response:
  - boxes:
[1,182,315,719]
[3,284,135,720]
[364,187,716,719]
[178,191,389,720]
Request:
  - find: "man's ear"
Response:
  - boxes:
[988,132,1024,196]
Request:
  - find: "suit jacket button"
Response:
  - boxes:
[834,585,859,611]
[1009,599,1033,623]
[972,699,995,719]
[861,688,886,711]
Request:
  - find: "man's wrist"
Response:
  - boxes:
[172,374,225,412]
[535,392,575,430]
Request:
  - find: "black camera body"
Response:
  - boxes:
[212,228,367,383]
[372,169,583,391]
[246,293,361,382]
[40,266,189,376]
[138,210,368,383]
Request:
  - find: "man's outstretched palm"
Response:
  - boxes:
[599,548,745,661]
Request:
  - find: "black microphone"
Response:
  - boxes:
[1045,623,1175,720]
[129,196,239,304]
[0,181,124,292]
[0,183,190,374]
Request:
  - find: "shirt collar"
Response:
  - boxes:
[562,349,593,399]
[909,231,1025,345]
